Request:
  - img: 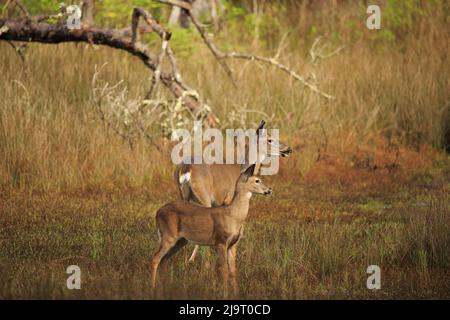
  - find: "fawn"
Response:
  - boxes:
[151,164,272,298]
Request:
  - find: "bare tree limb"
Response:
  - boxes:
[156,0,336,100]
[5,39,26,63]
[3,0,29,63]
[188,9,236,86]
[156,0,236,86]
[92,74,135,149]
[0,7,216,127]
[309,36,345,65]
[225,52,336,100]
[130,6,216,126]
[12,0,29,17]
[131,7,172,99]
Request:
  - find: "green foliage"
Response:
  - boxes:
[222,0,284,48]
[167,27,196,58]
[376,0,448,43]
[5,0,445,51]
[0,0,59,15]
[384,0,424,33]
[95,0,162,27]
[223,1,246,21]
[1,1,162,27]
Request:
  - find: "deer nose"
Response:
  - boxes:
[265,188,273,195]
[281,147,293,157]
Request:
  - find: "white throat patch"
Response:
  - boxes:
[179,172,191,184]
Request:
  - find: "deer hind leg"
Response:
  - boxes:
[227,245,239,298]
[159,238,188,288]
[150,235,178,289]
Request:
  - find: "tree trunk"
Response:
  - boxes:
[81,0,95,26]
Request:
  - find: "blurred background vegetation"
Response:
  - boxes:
[9,0,449,43]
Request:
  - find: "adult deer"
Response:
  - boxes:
[174,120,292,262]
[151,164,272,298]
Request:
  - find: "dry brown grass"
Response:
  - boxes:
[0,3,448,193]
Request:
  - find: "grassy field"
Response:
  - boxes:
[1,148,449,299]
[0,1,449,299]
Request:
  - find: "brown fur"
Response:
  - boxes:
[174,121,291,262]
[151,165,272,298]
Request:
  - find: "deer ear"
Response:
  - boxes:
[242,164,256,178]
[256,120,266,136]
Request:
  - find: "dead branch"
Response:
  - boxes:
[158,0,235,85]
[156,0,336,100]
[0,6,216,128]
[3,0,29,63]
[10,0,29,16]
[309,36,345,65]
[5,39,26,62]
[131,7,172,99]
[92,65,166,151]
[91,63,214,152]
[225,52,336,100]
[91,74,135,149]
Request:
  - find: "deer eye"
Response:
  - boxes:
[268,139,273,143]
[255,179,261,183]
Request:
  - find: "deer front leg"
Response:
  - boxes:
[227,245,239,298]
[217,244,229,299]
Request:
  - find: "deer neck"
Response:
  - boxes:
[227,188,252,222]
[239,140,267,164]
[239,153,266,171]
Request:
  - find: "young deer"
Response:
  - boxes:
[174,120,291,262]
[151,164,272,298]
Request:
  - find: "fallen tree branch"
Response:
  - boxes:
[92,65,165,152]
[0,7,217,127]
